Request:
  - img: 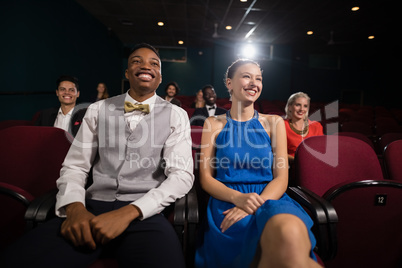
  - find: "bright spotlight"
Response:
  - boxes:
[240,44,257,59]
[235,43,273,61]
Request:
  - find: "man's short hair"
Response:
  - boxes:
[56,75,79,91]
[129,43,160,60]
[201,84,214,95]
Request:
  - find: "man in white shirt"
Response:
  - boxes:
[35,75,85,137]
[4,43,194,267]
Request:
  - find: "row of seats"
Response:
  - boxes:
[1,118,402,267]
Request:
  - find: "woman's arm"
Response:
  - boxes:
[259,115,289,201]
[199,117,264,215]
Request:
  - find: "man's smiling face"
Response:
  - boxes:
[56,81,79,105]
[125,47,162,100]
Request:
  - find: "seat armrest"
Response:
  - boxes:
[174,194,187,226]
[287,186,338,261]
[187,187,199,224]
[0,182,33,207]
[24,189,58,229]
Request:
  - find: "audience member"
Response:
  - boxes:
[164,81,182,107]
[190,89,205,108]
[34,75,86,137]
[284,92,324,162]
[194,59,318,267]
[2,43,193,267]
[190,84,226,126]
[95,82,109,101]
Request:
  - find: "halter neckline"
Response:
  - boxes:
[226,110,259,123]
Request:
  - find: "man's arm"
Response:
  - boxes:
[132,105,194,219]
[55,102,101,216]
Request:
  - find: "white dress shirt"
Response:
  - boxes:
[55,91,194,220]
[206,104,216,117]
[53,107,73,132]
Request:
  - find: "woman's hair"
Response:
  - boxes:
[225,59,261,80]
[284,92,311,119]
[164,81,180,95]
[98,82,109,99]
[224,59,261,97]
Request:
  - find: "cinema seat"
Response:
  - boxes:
[0,126,72,249]
[292,135,402,267]
[384,140,402,182]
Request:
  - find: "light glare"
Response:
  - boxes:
[240,44,256,59]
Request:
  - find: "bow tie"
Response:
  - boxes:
[208,105,216,110]
[124,101,150,114]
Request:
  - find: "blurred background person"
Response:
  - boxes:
[35,75,86,137]
[95,82,109,101]
[164,81,182,107]
[284,92,324,163]
[190,84,226,126]
[191,89,205,108]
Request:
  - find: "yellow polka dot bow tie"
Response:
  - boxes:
[124,101,150,114]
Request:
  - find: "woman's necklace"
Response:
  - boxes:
[289,119,309,136]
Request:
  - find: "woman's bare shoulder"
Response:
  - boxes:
[203,114,227,132]
[259,113,284,127]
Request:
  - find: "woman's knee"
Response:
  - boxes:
[261,214,310,248]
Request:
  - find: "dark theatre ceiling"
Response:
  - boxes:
[75,0,394,56]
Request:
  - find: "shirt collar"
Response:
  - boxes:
[58,107,74,116]
[206,104,216,109]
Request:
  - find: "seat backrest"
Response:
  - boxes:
[0,126,72,197]
[340,121,373,136]
[383,140,402,182]
[333,132,375,150]
[295,135,383,196]
[379,132,402,153]
[323,180,402,268]
[0,120,33,131]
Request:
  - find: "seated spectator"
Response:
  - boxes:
[284,92,323,162]
[35,75,86,137]
[95,82,109,101]
[190,89,205,108]
[190,84,226,126]
[164,81,182,107]
[2,43,193,267]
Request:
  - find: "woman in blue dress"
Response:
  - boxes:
[195,59,321,267]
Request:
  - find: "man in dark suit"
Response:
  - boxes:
[190,84,226,126]
[35,75,86,137]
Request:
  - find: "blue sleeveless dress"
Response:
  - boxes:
[195,111,316,268]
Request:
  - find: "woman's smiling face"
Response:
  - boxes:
[290,97,309,121]
[226,63,262,104]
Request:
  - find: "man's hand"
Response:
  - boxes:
[90,204,141,245]
[60,203,141,250]
[60,202,97,250]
